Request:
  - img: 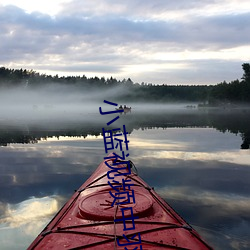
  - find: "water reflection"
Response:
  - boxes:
[129,127,250,249]
[0,108,250,249]
[0,108,250,149]
[0,196,63,250]
[0,196,59,228]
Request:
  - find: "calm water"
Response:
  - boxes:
[0,105,250,249]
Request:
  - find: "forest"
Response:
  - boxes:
[0,63,249,104]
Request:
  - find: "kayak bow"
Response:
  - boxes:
[28,153,213,249]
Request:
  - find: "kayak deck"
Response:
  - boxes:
[28,153,213,249]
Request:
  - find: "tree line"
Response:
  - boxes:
[0,63,249,104]
[208,63,250,105]
[1,108,249,148]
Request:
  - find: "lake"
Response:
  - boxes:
[0,104,250,249]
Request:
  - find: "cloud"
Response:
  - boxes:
[58,0,240,19]
[5,5,247,49]
[0,1,250,84]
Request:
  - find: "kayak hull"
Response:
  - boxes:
[28,153,213,249]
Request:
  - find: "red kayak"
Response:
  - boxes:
[28,153,213,249]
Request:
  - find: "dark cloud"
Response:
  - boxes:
[1,4,249,48]
[59,0,216,18]
[0,2,249,83]
[185,13,250,49]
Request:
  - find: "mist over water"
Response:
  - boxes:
[1,84,250,249]
[0,85,98,122]
[0,84,198,125]
[0,84,249,150]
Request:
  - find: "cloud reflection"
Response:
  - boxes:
[0,196,62,249]
[157,186,250,216]
[0,196,59,229]
[129,128,249,166]
[156,186,250,249]
[0,125,249,249]
[154,150,250,167]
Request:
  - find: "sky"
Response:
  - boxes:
[0,0,250,85]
